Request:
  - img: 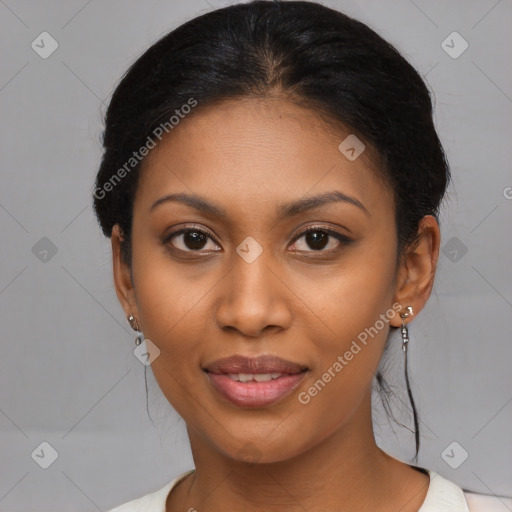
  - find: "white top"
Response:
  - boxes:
[106,468,511,512]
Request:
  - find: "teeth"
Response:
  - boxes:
[254,374,272,382]
[227,373,283,382]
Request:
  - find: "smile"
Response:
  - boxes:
[205,369,307,409]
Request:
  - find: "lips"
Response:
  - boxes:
[204,355,308,408]
[204,354,307,375]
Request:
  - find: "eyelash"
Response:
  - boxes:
[163,224,352,255]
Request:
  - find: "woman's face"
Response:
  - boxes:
[113,97,426,463]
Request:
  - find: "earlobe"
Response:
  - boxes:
[111,224,138,316]
[390,215,440,327]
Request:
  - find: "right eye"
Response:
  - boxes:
[164,226,222,252]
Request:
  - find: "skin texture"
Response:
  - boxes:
[111,97,440,511]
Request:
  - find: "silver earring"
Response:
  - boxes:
[400,306,413,352]
[127,314,144,346]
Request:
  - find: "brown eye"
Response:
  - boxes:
[303,230,329,250]
[290,227,352,252]
[165,228,221,252]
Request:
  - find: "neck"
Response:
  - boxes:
[169,391,428,512]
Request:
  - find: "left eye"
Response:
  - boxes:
[290,227,349,252]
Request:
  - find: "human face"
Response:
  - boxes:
[116,97,401,463]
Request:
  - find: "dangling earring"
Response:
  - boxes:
[400,306,414,352]
[127,314,144,346]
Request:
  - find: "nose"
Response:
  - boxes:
[215,252,292,339]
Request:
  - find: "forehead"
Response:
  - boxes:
[135,97,392,217]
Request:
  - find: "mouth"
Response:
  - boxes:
[203,355,308,409]
[204,354,308,375]
[218,372,292,382]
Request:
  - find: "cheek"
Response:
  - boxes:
[290,242,397,410]
[130,238,212,368]
[133,255,212,424]
[290,305,394,452]
[292,240,397,353]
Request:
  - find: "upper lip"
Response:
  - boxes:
[204,355,307,375]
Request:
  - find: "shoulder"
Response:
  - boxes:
[420,468,511,512]
[105,469,195,512]
[105,467,511,512]
[464,490,512,512]
[419,469,469,511]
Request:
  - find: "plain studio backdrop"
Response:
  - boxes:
[0,0,511,510]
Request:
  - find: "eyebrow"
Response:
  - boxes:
[150,190,369,219]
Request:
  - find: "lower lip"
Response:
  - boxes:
[206,371,307,408]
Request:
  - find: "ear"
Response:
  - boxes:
[389,215,441,327]
[111,224,139,322]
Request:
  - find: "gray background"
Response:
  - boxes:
[0,0,511,510]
